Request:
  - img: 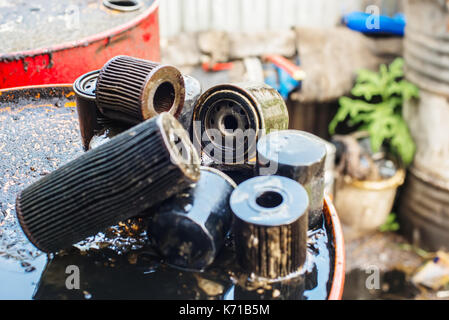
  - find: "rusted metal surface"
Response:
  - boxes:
[286,99,339,140]
[399,166,449,252]
[230,176,309,281]
[403,88,449,182]
[404,0,449,96]
[0,0,160,89]
[193,82,289,165]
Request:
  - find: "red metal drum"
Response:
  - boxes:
[0,0,160,89]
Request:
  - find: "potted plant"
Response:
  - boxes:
[329,58,419,233]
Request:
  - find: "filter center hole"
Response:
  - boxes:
[256,191,283,208]
[154,82,175,113]
[223,115,238,131]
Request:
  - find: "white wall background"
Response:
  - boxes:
[158,0,366,38]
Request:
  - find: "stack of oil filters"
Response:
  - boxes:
[16,55,329,290]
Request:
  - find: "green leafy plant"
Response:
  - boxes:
[379,213,400,232]
[329,58,419,166]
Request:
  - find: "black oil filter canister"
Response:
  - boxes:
[257,130,326,228]
[192,82,289,165]
[148,167,236,271]
[230,175,309,281]
[73,70,102,151]
[96,55,185,125]
[178,74,202,135]
[16,113,200,253]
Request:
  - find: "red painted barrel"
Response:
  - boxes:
[0,0,160,89]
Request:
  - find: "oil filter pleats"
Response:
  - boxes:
[230,176,309,281]
[16,113,200,253]
[148,167,236,271]
[192,82,289,166]
[257,130,326,228]
[96,55,185,125]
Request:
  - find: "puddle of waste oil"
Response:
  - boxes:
[0,216,333,300]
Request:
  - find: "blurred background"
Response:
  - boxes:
[1,0,449,300]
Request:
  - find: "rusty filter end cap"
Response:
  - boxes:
[142,65,186,120]
[157,112,200,182]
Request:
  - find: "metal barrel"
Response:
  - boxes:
[96,55,185,125]
[148,167,236,271]
[404,0,449,97]
[230,176,309,281]
[192,82,289,165]
[256,130,326,228]
[398,166,449,251]
[16,113,200,253]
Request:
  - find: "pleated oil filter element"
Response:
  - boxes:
[230,176,309,281]
[16,113,200,253]
[192,82,289,165]
[148,167,236,271]
[257,130,327,228]
[73,70,102,151]
[96,55,185,125]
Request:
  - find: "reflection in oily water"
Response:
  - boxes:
[33,217,333,300]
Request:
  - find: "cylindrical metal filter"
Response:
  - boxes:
[148,167,236,271]
[96,55,185,125]
[16,113,200,253]
[192,82,289,165]
[178,74,202,136]
[230,176,309,281]
[257,130,327,228]
[73,70,102,151]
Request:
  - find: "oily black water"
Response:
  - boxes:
[0,215,333,300]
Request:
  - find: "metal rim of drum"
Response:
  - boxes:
[73,70,100,101]
[157,113,200,181]
[193,85,263,162]
[103,0,142,12]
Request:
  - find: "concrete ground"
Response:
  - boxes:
[343,227,448,300]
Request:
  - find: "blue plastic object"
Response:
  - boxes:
[264,62,301,100]
[343,11,406,36]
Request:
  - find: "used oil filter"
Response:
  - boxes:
[96,55,185,125]
[257,130,326,228]
[192,82,289,165]
[16,113,200,253]
[89,123,129,150]
[148,167,236,271]
[177,74,202,135]
[73,70,102,151]
[230,176,309,280]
